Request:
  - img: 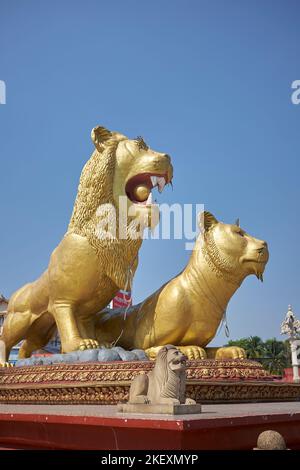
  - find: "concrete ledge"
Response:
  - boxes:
[117,403,202,415]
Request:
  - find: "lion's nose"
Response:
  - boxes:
[257,240,267,249]
[258,241,269,257]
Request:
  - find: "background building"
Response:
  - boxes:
[0,294,23,362]
[0,294,8,335]
[0,294,21,363]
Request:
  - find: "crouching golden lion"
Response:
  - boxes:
[95,211,269,360]
[0,126,173,364]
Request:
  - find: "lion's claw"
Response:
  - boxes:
[185,398,196,405]
[78,339,99,351]
[178,346,207,360]
[99,341,114,349]
[145,346,164,360]
[215,346,246,360]
[146,345,207,360]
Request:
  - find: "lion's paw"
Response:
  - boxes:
[98,341,114,349]
[215,346,247,360]
[145,346,164,360]
[0,362,14,368]
[78,339,99,350]
[185,398,196,405]
[178,346,207,360]
[146,345,207,360]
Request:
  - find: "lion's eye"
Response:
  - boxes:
[236,230,244,237]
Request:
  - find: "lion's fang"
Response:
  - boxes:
[150,176,158,187]
[146,192,153,205]
[157,177,166,193]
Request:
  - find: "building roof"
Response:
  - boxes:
[0,294,9,304]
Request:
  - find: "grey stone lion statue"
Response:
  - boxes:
[129,345,195,405]
[118,345,201,414]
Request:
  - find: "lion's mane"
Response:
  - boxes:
[67,133,141,289]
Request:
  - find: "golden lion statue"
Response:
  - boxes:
[128,345,196,405]
[0,126,173,364]
[95,211,269,360]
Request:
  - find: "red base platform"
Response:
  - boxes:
[0,402,300,450]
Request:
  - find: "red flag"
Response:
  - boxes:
[112,290,132,309]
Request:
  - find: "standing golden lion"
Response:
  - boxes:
[0,126,173,363]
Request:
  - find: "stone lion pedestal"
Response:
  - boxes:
[118,402,202,415]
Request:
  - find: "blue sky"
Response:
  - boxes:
[0,0,299,345]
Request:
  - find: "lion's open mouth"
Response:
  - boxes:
[125,172,169,205]
[241,247,269,282]
[172,358,186,366]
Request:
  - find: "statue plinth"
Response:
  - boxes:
[1,358,299,405]
[118,403,202,415]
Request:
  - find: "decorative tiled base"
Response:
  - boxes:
[0,359,299,404]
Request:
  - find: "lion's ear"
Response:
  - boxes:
[91,126,113,151]
[198,211,218,232]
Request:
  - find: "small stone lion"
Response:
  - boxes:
[129,345,196,405]
[0,126,173,364]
